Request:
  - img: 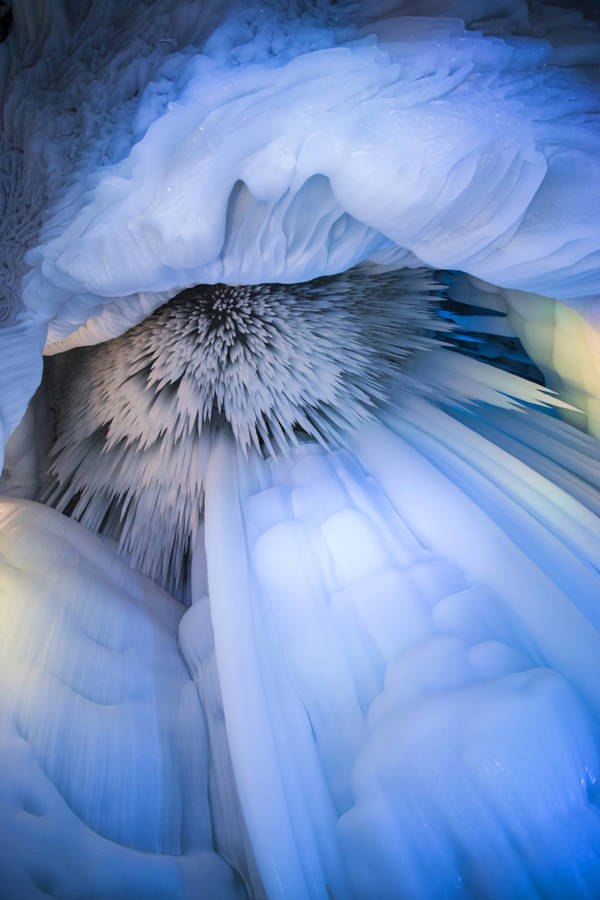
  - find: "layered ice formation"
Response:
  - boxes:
[200,420,600,898]
[1,0,600,898]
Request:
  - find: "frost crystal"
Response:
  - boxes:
[44,267,441,592]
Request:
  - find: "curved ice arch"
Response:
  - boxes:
[0,0,598,459]
[17,4,600,354]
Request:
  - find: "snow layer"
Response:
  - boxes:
[0,499,244,899]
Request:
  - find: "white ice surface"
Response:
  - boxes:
[39,269,440,595]
[1,3,600,898]
[441,273,600,437]
[0,314,45,475]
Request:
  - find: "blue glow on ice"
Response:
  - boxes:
[0,1,599,898]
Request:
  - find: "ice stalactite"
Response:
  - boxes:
[42,268,443,594]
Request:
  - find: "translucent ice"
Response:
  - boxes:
[0,0,598,463]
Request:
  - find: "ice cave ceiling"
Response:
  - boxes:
[1,1,600,898]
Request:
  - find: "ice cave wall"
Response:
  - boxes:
[1,2,600,900]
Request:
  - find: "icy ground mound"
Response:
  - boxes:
[0,499,245,899]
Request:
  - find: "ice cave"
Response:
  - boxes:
[1,0,600,897]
